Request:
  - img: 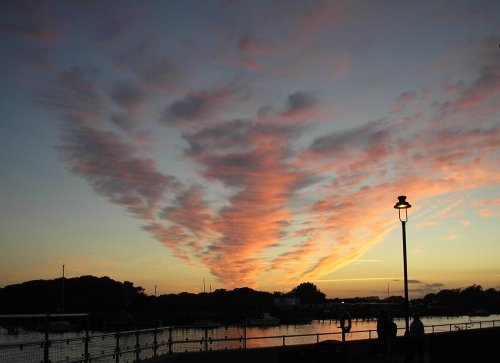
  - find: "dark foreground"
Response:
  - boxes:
[148,326,500,363]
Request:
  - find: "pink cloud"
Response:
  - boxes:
[114,35,183,91]
[442,81,464,95]
[441,233,459,241]
[298,1,351,33]
[143,223,192,262]
[438,40,500,115]
[478,209,491,218]
[328,53,352,79]
[225,57,270,73]
[281,91,318,117]
[158,186,216,255]
[1,1,57,43]
[471,198,500,207]
[38,20,499,290]
[268,233,321,276]
[59,126,177,220]
[238,34,279,54]
[289,48,499,281]
[161,87,240,126]
[191,127,305,286]
[416,221,440,228]
[392,91,417,112]
[41,66,180,221]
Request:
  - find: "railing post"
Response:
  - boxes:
[135,330,140,362]
[282,335,285,346]
[204,328,208,352]
[115,332,120,363]
[369,330,372,340]
[44,314,50,363]
[153,327,158,358]
[243,326,247,349]
[316,333,319,343]
[168,328,173,354]
[84,325,90,363]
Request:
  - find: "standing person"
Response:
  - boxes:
[410,314,425,363]
[387,316,398,362]
[377,310,389,358]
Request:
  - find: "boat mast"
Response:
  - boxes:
[62,264,65,313]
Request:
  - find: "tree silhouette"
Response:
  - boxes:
[289,282,326,304]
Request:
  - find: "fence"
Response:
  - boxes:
[1,318,498,363]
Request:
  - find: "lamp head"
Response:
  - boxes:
[394,195,411,209]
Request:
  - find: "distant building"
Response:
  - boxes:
[274,297,300,308]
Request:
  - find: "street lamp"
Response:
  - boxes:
[394,195,411,335]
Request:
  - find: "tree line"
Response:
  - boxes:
[0,276,498,330]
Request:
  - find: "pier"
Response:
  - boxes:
[1,317,498,362]
[148,326,500,363]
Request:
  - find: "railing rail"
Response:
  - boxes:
[1,318,498,363]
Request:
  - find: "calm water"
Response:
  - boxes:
[1,314,498,363]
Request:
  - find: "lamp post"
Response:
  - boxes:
[394,195,411,335]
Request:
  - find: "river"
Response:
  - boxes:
[1,314,498,363]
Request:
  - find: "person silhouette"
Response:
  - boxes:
[410,314,425,362]
[387,315,398,362]
[376,310,389,358]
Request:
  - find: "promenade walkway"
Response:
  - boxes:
[150,326,499,363]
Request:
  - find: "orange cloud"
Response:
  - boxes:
[416,221,440,227]
[478,209,491,218]
[40,28,499,291]
[441,233,459,241]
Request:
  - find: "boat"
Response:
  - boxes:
[244,313,280,326]
[192,320,220,328]
[468,309,490,317]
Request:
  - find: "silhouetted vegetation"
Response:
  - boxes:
[1,277,498,331]
[413,284,500,316]
[288,282,326,304]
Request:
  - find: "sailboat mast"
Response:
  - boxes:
[62,264,65,313]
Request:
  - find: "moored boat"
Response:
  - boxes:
[244,313,280,326]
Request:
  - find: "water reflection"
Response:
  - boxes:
[0,314,498,361]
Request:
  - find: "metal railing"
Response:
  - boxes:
[1,319,498,363]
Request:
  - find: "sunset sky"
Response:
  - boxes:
[1,0,499,299]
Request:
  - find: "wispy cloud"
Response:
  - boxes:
[58,126,178,220]
[411,282,445,296]
[25,1,499,290]
[162,87,241,126]
[416,221,440,228]
[283,91,317,116]
[316,277,407,282]
[441,233,459,241]
[0,0,58,43]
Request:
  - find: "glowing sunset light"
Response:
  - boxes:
[0,1,499,298]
